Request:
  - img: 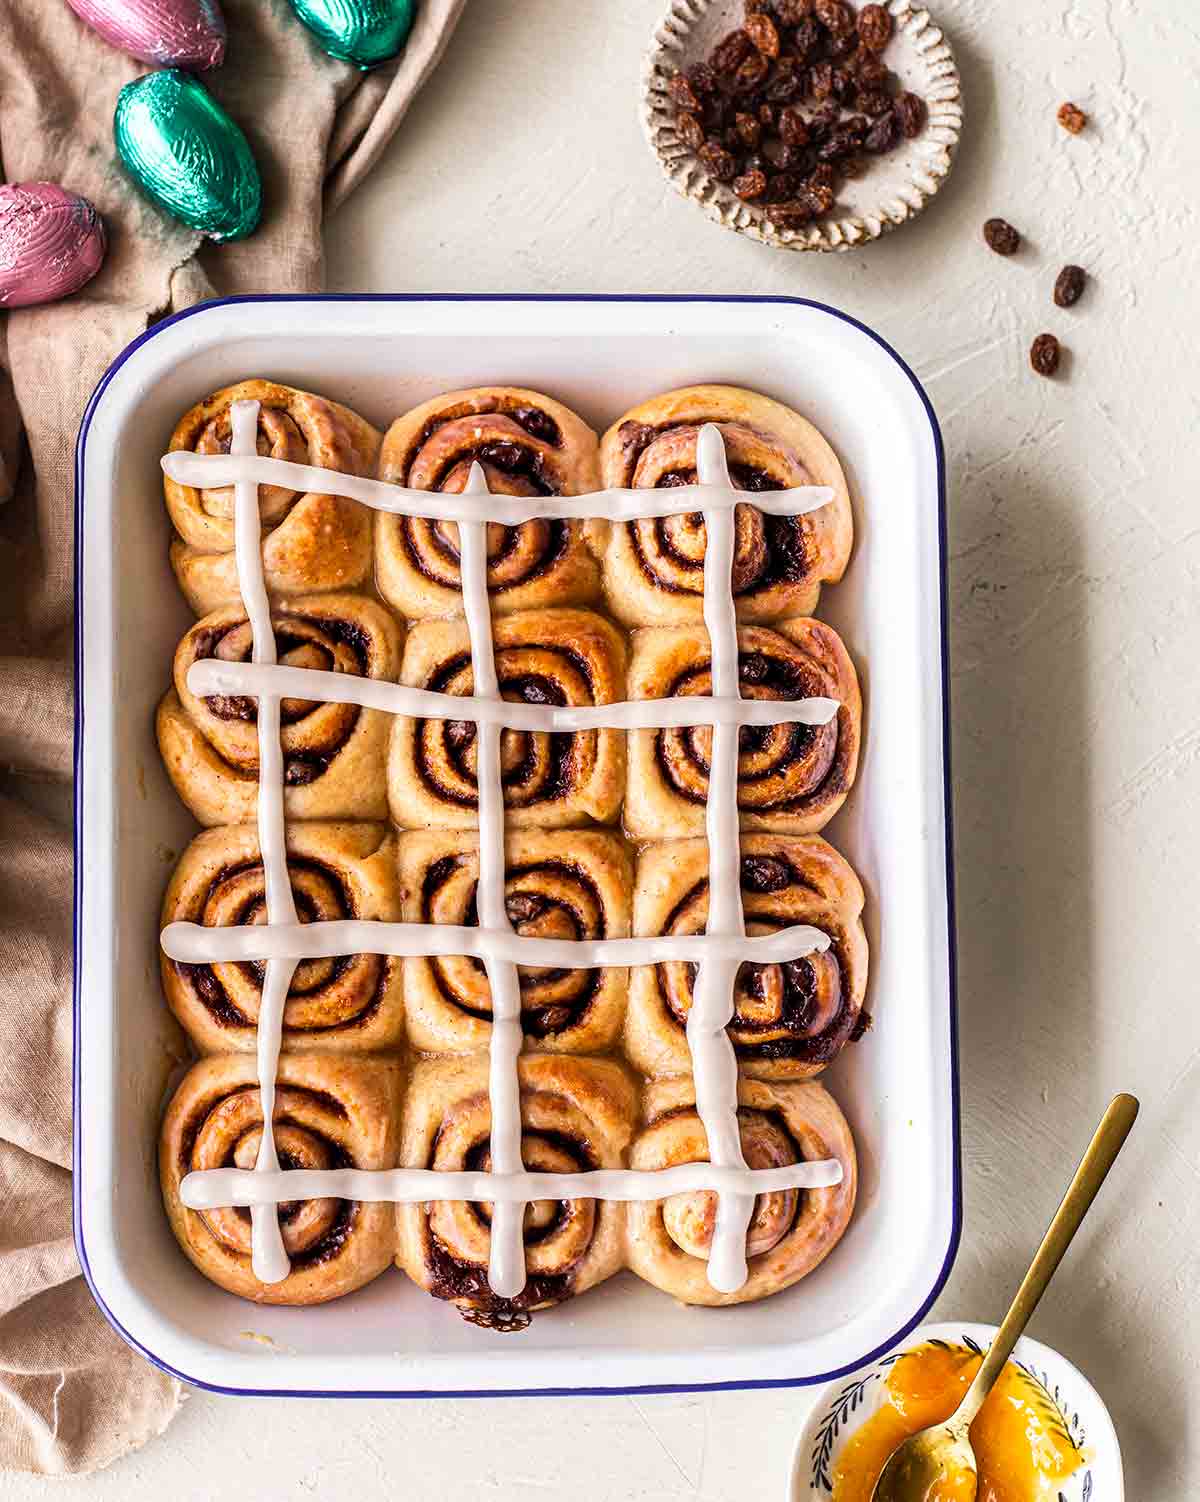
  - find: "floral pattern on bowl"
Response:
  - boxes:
[789,1321,1123,1500]
[641,0,963,252]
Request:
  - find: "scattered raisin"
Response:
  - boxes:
[758,101,777,127]
[1057,101,1087,134]
[745,12,781,57]
[1053,264,1087,307]
[698,139,738,181]
[864,111,900,152]
[765,198,816,227]
[803,180,836,213]
[983,216,1021,255]
[807,162,837,192]
[858,88,892,117]
[1030,333,1061,376]
[734,50,771,91]
[676,110,705,149]
[687,61,718,97]
[712,28,754,74]
[818,125,860,159]
[779,106,811,145]
[667,72,701,112]
[855,53,889,90]
[814,0,854,35]
[894,90,926,137]
[776,0,814,22]
[857,3,893,50]
[810,60,835,98]
[776,142,814,171]
[767,168,804,196]
[733,167,769,200]
[831,67,857,103]
[734,110,763,148]
[792,16,823,59]
[766,59,807,102]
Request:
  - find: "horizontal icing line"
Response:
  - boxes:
[161,451,833,521]
[185,659,841,731]
[179,1158,845,1212]
[160,920,831,968]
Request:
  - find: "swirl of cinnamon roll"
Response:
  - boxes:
[598,385,853,626]
[395,1055,636,1326]
[625,1075,856,1306]
[626,619,861,837]
[162,822,404,1054]
[388,608,625,830]
[627,836,868,1081]
[156,593,403,825]
[159,1053,403,1305]
[375,387,603,618]
[164,379,381,615]
[397,829,631,1055]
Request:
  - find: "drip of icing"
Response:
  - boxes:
[690,425,756,1294]
[457,463,528,1300]
[161,918,831,969]
[184,659,839,733]
[230,399,298,1286]
[181,1158,845,1211]
[166,419,848,1298]
[161,449,833,524]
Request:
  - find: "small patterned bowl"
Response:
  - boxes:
[789,1321,1123,1500]
[641,0,963,252]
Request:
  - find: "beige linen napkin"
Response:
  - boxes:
[0,0,464,1474]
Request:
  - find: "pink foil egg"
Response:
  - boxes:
[64,0,226,69]
[0,183,108,309]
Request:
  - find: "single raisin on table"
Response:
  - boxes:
[857,3,893,50]
[1054,264,1087,307]
[733,167,769,200]
[983,217,1021,256]
[745,11,781,57]
[894,90,926,138]
[1030,333,1062,376]
[676,111,705,150]
[1057,101,1087,134]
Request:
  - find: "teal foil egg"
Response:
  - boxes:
[288,0,415,69]
[113,70,261,241]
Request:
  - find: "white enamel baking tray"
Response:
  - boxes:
[74,295,959,1398]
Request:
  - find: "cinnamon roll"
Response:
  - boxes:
[396,1054,636,1325]
[625,619,861,837]
[164,379,381,615]
[627,836,868,1080]
[598,385,853,625]
[397,829,632,1055]
[160,1053,403,1305]
[161,822,404,1054]
[156,593,402,825]
[375,386,604,619]
[625,1075,856,1306]
[387,608,625,829]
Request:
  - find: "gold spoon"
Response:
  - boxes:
[870,1093,1139,1502]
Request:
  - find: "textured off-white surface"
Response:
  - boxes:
[8,0,1196,1494]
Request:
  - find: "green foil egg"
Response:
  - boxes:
[113,70,262,242]
[288,0,416,69]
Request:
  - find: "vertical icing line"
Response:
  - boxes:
[457,462,527,1301]
[691,423,755,1295]
[230,398,298,1286]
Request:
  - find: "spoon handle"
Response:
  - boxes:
[956,1092,1139,1429]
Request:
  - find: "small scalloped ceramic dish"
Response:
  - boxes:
[642,0,963,253]
[790,1320,1123,1501]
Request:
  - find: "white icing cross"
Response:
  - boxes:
[168,402,847,1299]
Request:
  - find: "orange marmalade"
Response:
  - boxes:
[831,1341,1085,1502]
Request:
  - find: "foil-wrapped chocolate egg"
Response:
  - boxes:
[288,0,415,69]
[65,0,226,69]
[114,70,262,242]
[0,183,107,309]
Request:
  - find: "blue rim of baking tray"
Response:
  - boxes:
[73,293,960,1399]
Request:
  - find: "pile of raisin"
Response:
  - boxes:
[668,0,927,229]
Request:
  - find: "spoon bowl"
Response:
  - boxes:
[870,1422,976,1502]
